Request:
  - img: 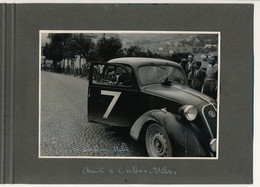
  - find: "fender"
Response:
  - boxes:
[130,109,209,157]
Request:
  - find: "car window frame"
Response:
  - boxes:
[89,62,139,90]
[137,64,188,86]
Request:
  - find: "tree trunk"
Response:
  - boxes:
[79,57,81,68]
[62,59,65,73]
[79,57,82,76]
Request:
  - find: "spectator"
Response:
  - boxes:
[189,61,205,92]
[185,54,195,77]
[185,54,195,85]
[180,58,188,72]
[66,64,71,75]
[75,67,79,76]
[203,56,218,99]
[201,54,208,61]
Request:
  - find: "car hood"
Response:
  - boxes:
[142,84,215,106]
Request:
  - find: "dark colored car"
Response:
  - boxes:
[88,57,217,157]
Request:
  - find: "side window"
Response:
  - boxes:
[92,64,133,87]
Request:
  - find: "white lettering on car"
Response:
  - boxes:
[101,90,121,118]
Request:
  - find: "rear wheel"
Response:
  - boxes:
[145,123,173,157]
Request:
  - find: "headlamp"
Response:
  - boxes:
[209,138,217,153]
[179,105,198,121]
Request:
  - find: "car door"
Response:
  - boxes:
[88,63,140,127]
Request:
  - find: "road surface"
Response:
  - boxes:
[40,71,147,157]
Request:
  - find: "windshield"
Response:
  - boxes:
[138,65,187,85]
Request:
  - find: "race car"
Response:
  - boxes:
[88,57,217,157]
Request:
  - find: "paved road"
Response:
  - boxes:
[40,71,147,157]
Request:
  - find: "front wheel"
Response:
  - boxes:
[145,123,173,157]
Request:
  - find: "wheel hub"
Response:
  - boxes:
[152,133,166,156]
[145,124,173,157]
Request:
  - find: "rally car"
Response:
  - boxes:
[88,57,217,157]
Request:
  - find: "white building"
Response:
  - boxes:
[63,55,87,68]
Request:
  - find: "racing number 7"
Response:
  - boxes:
[101,90,121,118]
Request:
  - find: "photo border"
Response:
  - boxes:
[39,30,221,160]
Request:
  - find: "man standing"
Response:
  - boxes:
[203,56,218,99]
[180,58,188,72]
[185,54,194,76]
[185,54,195,85]
[190,61,205,92]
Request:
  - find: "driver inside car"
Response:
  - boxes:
[117,67,132,86]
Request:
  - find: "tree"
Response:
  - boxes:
[125,46,146,57]
[42,43,51,59]
[86,47,99,62]
[72,34,96,68]
[147,49,161,58]
[64,38,78,61]
[123,46,160,58]
[42,34,72,71]
[42,41,63,67]
[97,35,123,62]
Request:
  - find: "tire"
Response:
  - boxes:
[145,123,173,157]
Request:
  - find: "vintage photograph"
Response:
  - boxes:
[39,31,220,158]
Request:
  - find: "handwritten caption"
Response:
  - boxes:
[82,166,176,175]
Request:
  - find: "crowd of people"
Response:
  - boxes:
[41,62,90,78]
[42,53,218,100]
[180,54,218,100]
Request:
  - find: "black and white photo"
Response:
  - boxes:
[39,31,220,158]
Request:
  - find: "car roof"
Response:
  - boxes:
[108,57,181,69]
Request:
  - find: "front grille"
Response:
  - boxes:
[202,104,217,137]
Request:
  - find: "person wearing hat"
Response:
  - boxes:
[203,56,218,99]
